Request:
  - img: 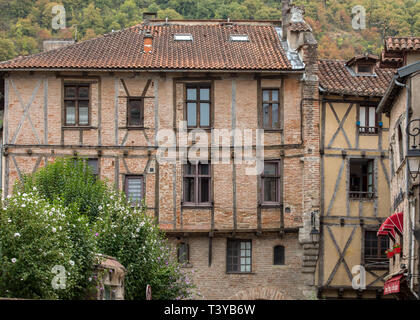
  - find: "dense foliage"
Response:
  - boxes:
[0,158,197,300]
[0,0,419,62]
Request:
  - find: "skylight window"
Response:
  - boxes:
[174,34,193,41]
[230,35,249,42]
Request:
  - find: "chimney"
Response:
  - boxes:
[143,12,157,24]
[43,39,75,52]
[282,0,291,41]
[143,30,153,54]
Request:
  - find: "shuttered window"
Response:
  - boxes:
[124,176,143,204]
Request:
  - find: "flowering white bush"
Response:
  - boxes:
[12,158,198,300]
[0,191,97,299]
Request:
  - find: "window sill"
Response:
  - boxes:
[260,128,283,133]
[349,196,376,201]
[62,126,97,130]
[226,272,255,275]
[119,126,147,130]
[182,204,213,210]
[259,203,282,208]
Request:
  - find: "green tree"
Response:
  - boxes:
[0,38,17,62]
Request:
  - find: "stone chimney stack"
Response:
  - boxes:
[282,0,291,41]
[143,30,153,53]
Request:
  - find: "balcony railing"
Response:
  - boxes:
[407,119,420,156]
[359,126,379,135]
[349,191,375,199]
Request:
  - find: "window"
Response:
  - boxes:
[186,84,211,128]
[87,158,99,179]
[350,159,374,199]
[177,243,189,265]
[261,161,281,205]
[357,64,373,74]
[174,34,193,41]
[398,125,404,163]
[227,239,251,273]
[364,231,388,269]
[183,161,211,206]
[127,98,144,127]
[359,105,378,135]
[230,34,249,42]
[64,84,90,126]
[124,175,143,204]
[274,246,285,265]
[262,89,280,129]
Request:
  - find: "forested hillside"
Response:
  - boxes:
[0,0,419,62]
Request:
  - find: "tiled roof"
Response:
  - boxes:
[385,37,420,52]
[289,21,312,32]
[318,59,395,97]
[0,23,294,71]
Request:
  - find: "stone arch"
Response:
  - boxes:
[229,287,291,300]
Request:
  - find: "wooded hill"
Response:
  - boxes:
[0,0,419,62]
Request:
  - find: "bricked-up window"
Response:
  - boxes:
[364,231,388,269]
[227,240,251,273]
[350,159,374,199]
[186,84,211,128]
[262,89,280,129]
[273,246,285,265]
[183,162,211,206]
[359,105,378,135]
[177,243,189,265]
[124,175,143,205]
[64,84,90,126]
[398,125,404,163]
[127,98,144,127]
[261,161,281,205]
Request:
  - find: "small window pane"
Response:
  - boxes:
[264,163,277,176]
[200,103,210,127]
[65,86,76,98]
[128,99,142,126]
[264,178,277,202]
[274,246,285,265]
[79,101,89,125]
[263,91,270,102]
[78,86,89,98]
[65,101,76,124]
[272,104,279,128]
[185,163,195,175]
[272,90,279,101]
[200,178,210,203]
[187,88,197,100]
[178,243,189,264]
[369,107,376,127]
[185,178,195,202]
[187,103,197,127]
[359,107,366,126]
[199,164,209,175]
[200,88,210,101]
[263,104,270,127]
[88,159,98,175]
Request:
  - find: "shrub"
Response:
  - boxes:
[0,191,97,299]
[11,157,197,300]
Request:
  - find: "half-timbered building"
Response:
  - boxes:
[316,55,395,299]
[0,0,321,300]
[377,36,420,299]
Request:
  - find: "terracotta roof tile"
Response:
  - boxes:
[318,59,395,97]
[385,36,420,52]
[289,21,312,32]
[0,23,293,71]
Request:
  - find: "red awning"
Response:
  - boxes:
[384,274,403,295]
[377,212,403,239]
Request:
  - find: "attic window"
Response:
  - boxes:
[357,64,373,74]
[230,35,249,42]
[174,34,193,41]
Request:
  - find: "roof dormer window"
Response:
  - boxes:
[345,54,379,76]
[174,34,193,41]
[230,34,249,42]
